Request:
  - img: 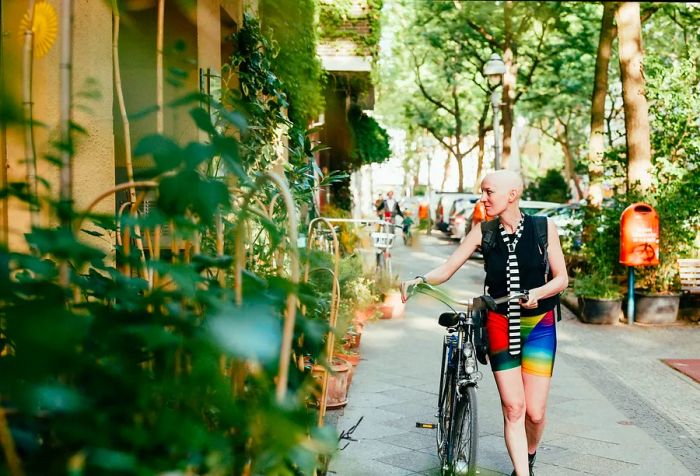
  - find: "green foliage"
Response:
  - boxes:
[574,272,622,299]
[632,52,700,293]
[524,169,571,203]
[318,0,383,58]
[261,0,325,126]
[319,204,361,254]
[578,200,626,279]
[226,14,289,172]
[1,15,340,473]
[347,104,392,170]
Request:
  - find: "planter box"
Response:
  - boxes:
[578,296,622,325]
[633,292,680,324]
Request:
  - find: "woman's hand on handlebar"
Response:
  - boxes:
[399,278,423,303]
[520,288,540,309]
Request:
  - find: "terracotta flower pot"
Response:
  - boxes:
[354,304,376,326]
[380,291,405,319]
[310,359,350,409]
[336,353,360,387]
[337,352,360,367]
[344,331,362,350]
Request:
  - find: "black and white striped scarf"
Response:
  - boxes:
[500,216,525,356]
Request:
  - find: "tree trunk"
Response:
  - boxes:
[501,0,516,169]
[456,154,464,193]
[474,99,490,193]
[588,2,616,185]
[616,2,652,191]
[440,154,451,192]
[557,122,584,201]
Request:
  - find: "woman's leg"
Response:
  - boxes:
[520,310,557,456]
[522,373,552,454]
[493,368,529,476]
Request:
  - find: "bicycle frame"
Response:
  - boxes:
[407,283,528,475]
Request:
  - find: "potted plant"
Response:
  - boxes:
[373,273,405,319]
[627,61,700,323]
[310,358,351,410]
[574,272,623,324]
[336,348,360,388]
[630,183,698,323]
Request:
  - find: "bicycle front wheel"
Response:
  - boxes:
[451,384,478,475]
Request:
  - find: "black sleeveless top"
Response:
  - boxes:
[484,214,559,316]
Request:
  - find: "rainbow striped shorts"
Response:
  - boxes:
[485,310,557,377]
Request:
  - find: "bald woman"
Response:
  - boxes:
[401,170,568,476]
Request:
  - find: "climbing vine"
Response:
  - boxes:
[318,0,383,58]
[261,0,325,126]
[347,104,391,169]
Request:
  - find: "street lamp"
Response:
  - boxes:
[423,135,433,235]
[483,53,506,170]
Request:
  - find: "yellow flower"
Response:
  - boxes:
[19,1,58,59]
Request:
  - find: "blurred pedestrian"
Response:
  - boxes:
[377,191,404,233]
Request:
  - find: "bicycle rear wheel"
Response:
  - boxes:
[451,384,478,475]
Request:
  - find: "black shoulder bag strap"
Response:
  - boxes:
[532,215,561,322]
[480,219,500,271]
[476,219,501,365]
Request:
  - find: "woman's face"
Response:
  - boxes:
[480,177,511,217]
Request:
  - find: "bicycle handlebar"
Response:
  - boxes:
[405,282,528,312]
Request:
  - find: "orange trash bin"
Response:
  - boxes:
[620,203,659,267]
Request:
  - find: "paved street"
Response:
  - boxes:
[328,232,700,476]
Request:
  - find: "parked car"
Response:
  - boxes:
[434,192,480,234]
[535,204,583,249]
[447,196,479,240]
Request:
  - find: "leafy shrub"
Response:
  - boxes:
[524,168,571,203]
[574,272,622,299]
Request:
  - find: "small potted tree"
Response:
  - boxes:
[574,272,623,324]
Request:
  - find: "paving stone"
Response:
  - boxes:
[376,430,435,451]
[328,457,416,476]
[377,450,441,473]
[328,234,699,476]
[541,452,638,475]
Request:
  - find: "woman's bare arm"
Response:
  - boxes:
[400,224,482,300]
[521,219,569,308]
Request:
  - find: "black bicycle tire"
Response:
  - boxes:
[451,385,478,475]
[437,369,454,472]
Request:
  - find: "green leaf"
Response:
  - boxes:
[190,107,217,135]
[208,302,282,363]
[133,134,183,172]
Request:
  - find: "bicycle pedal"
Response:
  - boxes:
[415,422,437,429]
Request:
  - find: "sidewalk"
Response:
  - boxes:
[328,233,699,475]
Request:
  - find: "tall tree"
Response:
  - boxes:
[588,2,616,196]
[459,1,562,169]
[517,2,600,199]
[616,2,652,191]
[381,2,486,192]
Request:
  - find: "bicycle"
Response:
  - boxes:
[406,283,528,475]
[371,220,395,278]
